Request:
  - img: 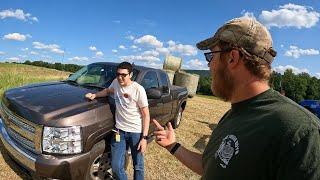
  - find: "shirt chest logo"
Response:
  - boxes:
[215,134,239,168]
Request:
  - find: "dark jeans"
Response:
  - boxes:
[111,130,144,180]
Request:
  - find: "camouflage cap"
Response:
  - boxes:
[197,17,277,64]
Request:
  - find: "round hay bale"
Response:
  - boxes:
[163,69,175,85]
[174,71,200,98]
[163,55,182,71]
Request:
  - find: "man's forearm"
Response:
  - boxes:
[141,107,150,136]
[95,88,112,98]
[167,143,204,175]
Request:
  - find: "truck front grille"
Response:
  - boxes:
[0,101,42,154]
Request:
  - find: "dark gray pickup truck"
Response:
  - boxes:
[0,62,188,179]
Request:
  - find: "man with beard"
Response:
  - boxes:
[153,17,320,179]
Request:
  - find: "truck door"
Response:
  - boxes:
[159,71,173,122]
[140,71,163,133]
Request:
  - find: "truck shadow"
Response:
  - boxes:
[193,120,217,153]
[0,140,32,180]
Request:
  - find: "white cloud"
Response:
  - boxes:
[0,51,5,55]
[155,47,170,55]
[130,45,138,49]
[112,49,118,53]
[89,46,97,51]
[68,56,89,61]
[147,62,163,69]
[19,54,27,58]
[30,51,39,55]
[21,48,29,51]
[3,33,29,41]
[183,59,208,70]
[167,40,176,46]
[284,45,319,58]
[126,35,135,40]
[6,57,20,62]
[273,65,309,74]
[141,50,159,57]
[32,41,64,54]
[113,20,120,24]
[0,9,38,22]
[167,40,197,56]
[259,3,320,29]
[241,11,256,19]
[120,55,160,63]
[96,51,104,57]
[119,45,127,50]
[134,35,163,48]
[316,73,320,79]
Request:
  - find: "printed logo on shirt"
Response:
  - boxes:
[215,134,239,168]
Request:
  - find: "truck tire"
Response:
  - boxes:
[171,106,183,129]
[87,151,114,180]
[86,149,131,180]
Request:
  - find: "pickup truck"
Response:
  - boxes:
[299,100,320,118]
[0,62,188,179]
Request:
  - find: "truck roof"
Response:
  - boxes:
[92,62,161,72]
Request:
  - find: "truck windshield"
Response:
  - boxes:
[66,64,139,88]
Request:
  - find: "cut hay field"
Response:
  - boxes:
[0,63,230,180]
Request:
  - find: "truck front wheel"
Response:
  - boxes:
[88,151,114,180]
[87,148,130,180]
[172,106,183,129]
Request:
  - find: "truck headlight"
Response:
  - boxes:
[42,126,82,154]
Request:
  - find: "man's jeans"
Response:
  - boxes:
[111,130,144,180]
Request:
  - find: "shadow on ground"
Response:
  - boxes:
[0,140,32,180]
[193,120,217,153]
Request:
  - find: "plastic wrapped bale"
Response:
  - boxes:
[163,69,175,85]
[174,71,200,98]
[163,55,182,71]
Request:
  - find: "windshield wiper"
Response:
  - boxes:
[62,79,79,85]
[81,83,104,89]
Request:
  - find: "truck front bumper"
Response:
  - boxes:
[0,117,106,179]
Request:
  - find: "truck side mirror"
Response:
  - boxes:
[146,88,161,99]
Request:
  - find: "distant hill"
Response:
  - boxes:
[184,70,210,77]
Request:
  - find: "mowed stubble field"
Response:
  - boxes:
[0,63,230,180]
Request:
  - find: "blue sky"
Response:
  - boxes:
[1,0,320,78]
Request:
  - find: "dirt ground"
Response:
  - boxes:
[0,95,230,180]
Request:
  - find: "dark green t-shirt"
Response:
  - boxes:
[202,89,320,180]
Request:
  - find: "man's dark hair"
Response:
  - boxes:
[117,61,133,73]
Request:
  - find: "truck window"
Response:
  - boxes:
[141,71,159,90]
[159,71,169,94]
[159,72,169,87]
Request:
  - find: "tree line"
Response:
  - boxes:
[23,60,83,72]
[197,69,320,102]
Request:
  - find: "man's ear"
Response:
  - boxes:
[129,72,133,78]
[228,49,241,68]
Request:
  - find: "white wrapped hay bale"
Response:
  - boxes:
[163,69,175,85]
[174,71,200,98]
[163,55,182,71]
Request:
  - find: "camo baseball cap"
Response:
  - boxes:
[197,17,277,64]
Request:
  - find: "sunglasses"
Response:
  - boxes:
[204,48,232,63]
[116,73,129,78]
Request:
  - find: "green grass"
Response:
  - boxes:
[0,63,70,97]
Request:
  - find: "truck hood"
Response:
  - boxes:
[3,81,108,125]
